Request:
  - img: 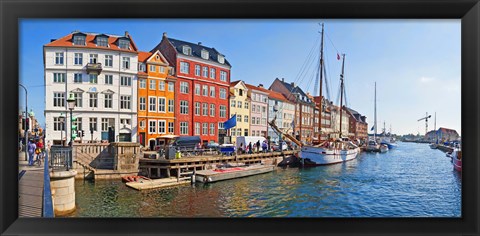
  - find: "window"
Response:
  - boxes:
[158,97,166,112]
[202,66,208,77]
[101,118,114,132]
[202,103,208,116]
[231,100,236,107]
[121,119,131,125]
[220,71,227,82]
[89,93,98,108]
[210,86,215,97]
[158,120,166,134]
[210,104,215,117]
[73,35,86,45]
[180,122,189,135]
[89,74,98,84]
[73,93,82,107]
[104,55,113,67]
[195,102,200,116]
[120,95,131,109]
[168,122,174,133]
[74,53,83,65]
[119,39,129,49]
[53,73,65,83]
[53,117,65,131]
[210,68,216,79]
[122,57,130,69]
[168,82,174,92]
[104,94,112,108]
[74,117,83,131]
[149,65,156,72]
[257,105,261,113]
[219,105,226,118]
[257,117,261,125]
[139,97,146,111]
[237,115,242,122]
[149,97,156,112]
[238,101,242,108]
[202,123,208,135]
[53,92,65,107]
[244,115,249,123]
[220,88,227,99]
[195,65,201,76]
[252,105,256,112]
[149,120,157,134]
[104,75,113,85]
[150,79,156,90]
[218,55,225,64]
[202,85,208,96]
[244,129,249,136]
[210,123,215,135]
[263,96,268,103]
[180,101,188,114]
[168,100,174,113]
[180,62,189,74]
[159,66,165,73]
[194,123,200,135]
[139,63,146,72]
[159,81,165,91]
[89,54,98,64]
[218,122,225,130]
[139,120,146,129]
[180,82,189,93]
[55,52,64,65]
[182,46,191,55]
[195,84,201,95]
[97,37,108,47]
[89,118,97,131]
[262,118,267,125]
[121,76,131,86]
[239,89,244,96]
[201,50,209,60]
[245,102,249,109]
[138,79,146,89]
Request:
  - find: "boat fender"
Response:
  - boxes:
[203,176,209,183]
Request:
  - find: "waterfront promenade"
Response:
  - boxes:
[18,153,44,217]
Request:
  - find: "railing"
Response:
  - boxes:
[43,150,54,217]
[50,145,73,171]
[86,63,103,74]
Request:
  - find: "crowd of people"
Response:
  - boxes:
[20,137,48,166]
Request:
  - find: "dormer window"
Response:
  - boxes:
[218,55,225,64]
[96,36,108,47]
[201,50,209,60]
[182,46,192,55]
[73,35,86,45]
[118,39,129,50]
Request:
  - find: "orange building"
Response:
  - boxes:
[137,50,176,150]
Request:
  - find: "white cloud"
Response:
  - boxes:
[419,77,434,83]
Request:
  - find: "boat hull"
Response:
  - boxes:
[300,146,360,165]
[452,149,462,172]
[381,142,397,149]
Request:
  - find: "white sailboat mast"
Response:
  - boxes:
[374,82,377,140]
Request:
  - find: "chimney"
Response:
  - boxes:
[50,39,56,42]
[125,31,129,37]
[198,42,202,45]
[258,84,264,88]
[291,82,295,87]
[163,32,167,38]
[281,78,284,82]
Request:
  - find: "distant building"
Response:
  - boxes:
[268,90,295,143]
[425,127,460,142]
[344,107,368,141]
[229,80,251,143]
[245,83,270,137]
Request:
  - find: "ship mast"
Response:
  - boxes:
[317,23,324,142]
[374,82,377,141]
[339,54,345,138]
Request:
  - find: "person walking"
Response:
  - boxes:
[36,139,45,163]
[248,142,253,154]
[27,139,36,166]
[262,141,268,153]
[256,140,261,153]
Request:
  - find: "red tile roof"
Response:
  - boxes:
[230,80,241,86]
[45,32,138,53]
[138,51,152,62]
[268,90,289,103]
[245,83,270,94]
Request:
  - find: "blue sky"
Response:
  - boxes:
[19,19,460,135]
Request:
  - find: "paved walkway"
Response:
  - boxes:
[18,152,44,217]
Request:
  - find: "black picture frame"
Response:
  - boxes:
[1,0,478,235]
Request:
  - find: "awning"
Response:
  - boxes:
[157,134,179,139]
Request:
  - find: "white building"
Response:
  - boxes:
[44,31,139,145]
[268,90,295,143]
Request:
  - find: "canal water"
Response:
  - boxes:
[70,142,461,217]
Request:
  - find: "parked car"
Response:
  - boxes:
[272,141,288,151]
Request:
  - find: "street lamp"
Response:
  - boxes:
[67,93,76,146]
[59,113,65,146]
[19,84,28,161]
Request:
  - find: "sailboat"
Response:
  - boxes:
[366,82,382,152]
[269,23,360,166]
[380,123,397,149]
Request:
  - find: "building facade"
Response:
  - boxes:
[229,81,250,143]
[345,107,368,141]
[136,50,176,150]
[44,31,139,145]
[425,127,460,142]
[268,90,295,143]
[245,84,269,137]
[154,33,231,144]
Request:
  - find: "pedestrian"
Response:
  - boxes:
[27,139,36,166]
[262,141,268,153]
[35,139,44,162]
[256,140,260,153]
[248,142,253,154]
[239,142,244,154]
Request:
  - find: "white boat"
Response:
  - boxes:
[379,144,389,153]
[301,139,360,166]
[365,140,380,152]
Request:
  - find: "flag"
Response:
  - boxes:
[337,53,340,60]
[223,114,237,130]
[370,125,375,131]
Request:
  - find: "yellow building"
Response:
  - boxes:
[229,80,250,144]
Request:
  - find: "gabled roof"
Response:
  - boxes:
[274,78,313,104]
[138,51,153,62]
[268,90,290,103]
[245,83,270,94]
[45,31,138,53]
[165,37,231,67]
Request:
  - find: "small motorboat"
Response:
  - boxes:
[366,140,380,152]
[122,175,150,183]
[379,144,389,153]
[451,148,462,172]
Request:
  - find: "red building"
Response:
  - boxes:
[153,33,231,144]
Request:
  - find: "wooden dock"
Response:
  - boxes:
[195,164,276,183]
[18,168,44,217]
[126,177,190,191]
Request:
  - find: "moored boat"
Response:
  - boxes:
[301,139,360,165]
[365,140,380,152]
[452,148,462,172]
[429,143,438,149]
[379,144,389,153]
